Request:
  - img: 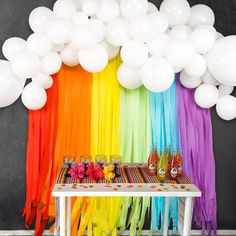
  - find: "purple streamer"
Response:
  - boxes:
[176,76,217,236]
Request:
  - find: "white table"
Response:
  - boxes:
[52,182,201,236]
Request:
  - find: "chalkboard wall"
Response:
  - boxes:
[0,0,236,230]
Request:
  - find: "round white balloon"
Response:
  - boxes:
[160,0,191,26]
[190,25,216,54]
[11,51,40,79]
[60,46,80,66]
[169,25,192,40]
[147,33,170,56]
[194,84,219,108]
[120,40,148,67]
[180,70,201,89]
[141,56,175,92]
[188,4,215,29]
[200,69,220,85]
[29,7,54,33]
[32,73,53,89]
[216,95,236,120]
[218,84,234,96]
[96,0,120,22]
[90,19,106,43]
[27,33,52,57]
[148,2,158,13]
[0,60,25,108]
[165,39,195,72]
[2,37,27,61]
[46,18,72,45]
[100,41,120,60]
[41,51,62,75]
[184,53,207,77]
[71,11,89,26]
[120,0,148,20]
[106,18,130,46]
[53,0,77,18]
[81,0,99,16]
[130,15,157,42]
[52,43,65,52]
[149,12,169,33]
[79,44,108,72]
[21,82,47,110]
[117,63,142,89]
[206,36,236,86]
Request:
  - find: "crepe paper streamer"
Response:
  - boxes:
[150,80,179,233]
[176,76,217,236]
[90,56,121,160]
[22,74,58,235]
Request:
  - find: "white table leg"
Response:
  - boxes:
[60,196,66,236]
[66,197,71,236]
[163,197,169,236]
[183,197,193,236]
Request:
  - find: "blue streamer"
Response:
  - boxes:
[150,79,179,233]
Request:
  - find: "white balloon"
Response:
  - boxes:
[200,70,220,85]
[100,41,120,60]
[46,18,72,45]
[0,60,25,108]
[29,7,54,33]
[205,36,236,86]
[149,12,169,33]
[218,84,234,96]
[21,82,47,110]
[106,18,130,46]
[71,25,97,50]
[60,46,80,66]
[216,32,224,40]
[184,53,206,77]
[81,0,99,16]
[32,73,53,89]
[53,0,77,18]
[188,4,215,29]
[190,25,216,54]
[41,51,62,75]
[165,40,195,72]
[141,56,175,92]
[2,37,27,61]
[120,0,148,20]
[180,70,201,89]
[148,2,158,13]
[52,43,65,52]
[169,25,192,40]
[147,33,170,56]
[117,63,142,89]
[130,15,157,42]
[121,41,148,67]
[71,11,89,26]
[90,19,106,43]
[27,33,52,57]
[194,84,219,108]
[216,95,236,120]
[11,51,40,79]
[160,0,191,27]
[79,44,108,72]
[96,0,120,22]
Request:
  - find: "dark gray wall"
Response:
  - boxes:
[0,0,236,230]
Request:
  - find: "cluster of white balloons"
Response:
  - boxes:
[0,0,236,120]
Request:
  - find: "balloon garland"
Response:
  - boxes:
[0,0,236,120]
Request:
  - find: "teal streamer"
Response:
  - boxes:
[150,80,179,233]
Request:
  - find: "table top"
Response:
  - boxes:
[52,163,201,197]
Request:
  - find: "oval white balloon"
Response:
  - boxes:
[71,11,89,26]
[81,0,99,16]
[160,0,191,27]
[194,84,219,108]
[32,73,53,89]
[41,51,62,75]
[79,44,108,72]
[0,60,26,108]
[141,56,175,92]
[169,25,192,40]
[149,12,169,33]
[29,7,54,33]
[188,4,215,29]
[2,37,27,61]
[180,70,201,89]
[117,63,142,89]
[120,40,148,67]
[21,82,47,110]
[218,84,234,96]
[200,69,220,86]
[216,95,236,120]
[11,51,40,79]
[90,19,106,43]
[60,46,80,66]
[148,2,158,13]
[53,0,77,18]
[100,41,120,60]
